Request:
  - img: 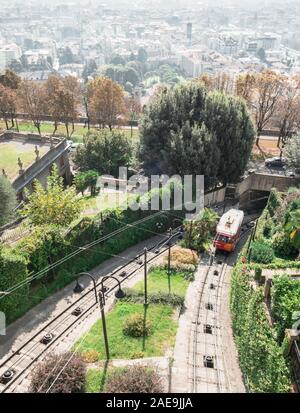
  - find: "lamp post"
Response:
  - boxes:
[144,247,148,305]
[73,272,126,360]
[167,227,172,275]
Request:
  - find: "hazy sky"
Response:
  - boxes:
[0,0,297,8]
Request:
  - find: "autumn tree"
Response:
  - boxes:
[126,95,141,138]
[0,84,17,129]
[19,80,47,134]
[271,76,300,148]
[44,75,63,134]
[87,76,126,129]
[197,72,235,94]
[44,75,80,137]
[236,70,283,145]
[60,76,80,137]
[0,69,21,90]
[20,165,82,227]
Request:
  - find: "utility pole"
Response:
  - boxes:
[144,247,148,305]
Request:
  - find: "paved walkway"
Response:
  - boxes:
[171,254,245,393]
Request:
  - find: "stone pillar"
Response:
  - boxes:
[264,277,272,300]
[35,145,40,161]
[18,157,24,175]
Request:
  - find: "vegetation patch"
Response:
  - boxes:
[104,365,164,393]
[230,265,291,393]
[30,352,86,393]
[123,313,153,338]
[271,275,300,343]
[76,302,177,360]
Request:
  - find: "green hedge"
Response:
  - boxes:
[230,264,291,393]
[0,248,28,323]
[251,241,275,264]
[4,203,185,323]
[271,275,300,343]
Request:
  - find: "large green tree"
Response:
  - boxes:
[20,166,81,227]
[204,91,254,184]
[139,81,255,186]
[73,130,132,177]
[165,122,220,187]
[139,82,207,175]
[0,175,17,226]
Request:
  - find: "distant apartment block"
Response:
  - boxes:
[0,43,22,70]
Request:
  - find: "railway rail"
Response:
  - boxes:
[0,228,182,393]
[190,221,254,393]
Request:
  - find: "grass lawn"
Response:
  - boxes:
[0,140,48,179]
[0,121,139,142]
[133,266,190,297]
[76,302,177,360]
[84,366,123,393]
[75,266,192,361]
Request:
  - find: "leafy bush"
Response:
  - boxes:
[82,349,100,363]
[123,313,153,338]
[251,241,275,264]
[167,246,198,266]
[272,231,297,259]
[104,365,164,393]
[122,289,185,308]
[267,188,283,218]
[130,351,145,359]
[182,208,218,252]
[30,352,86,393]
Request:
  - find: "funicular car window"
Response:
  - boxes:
[217,234,230,243]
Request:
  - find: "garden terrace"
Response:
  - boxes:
[0,135,49,181]
[0,131,71,199]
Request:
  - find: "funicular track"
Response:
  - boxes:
[0,228,182,393]
[190,222,254,393]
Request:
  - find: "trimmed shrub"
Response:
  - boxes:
[104,365,164,393]
[122,289,185,308]
[30,352,86,393]
[82,349,100,363]
[130,351,145,359]
[123,313,152,338]
[167,246,198,266]
[251,241,275,264]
